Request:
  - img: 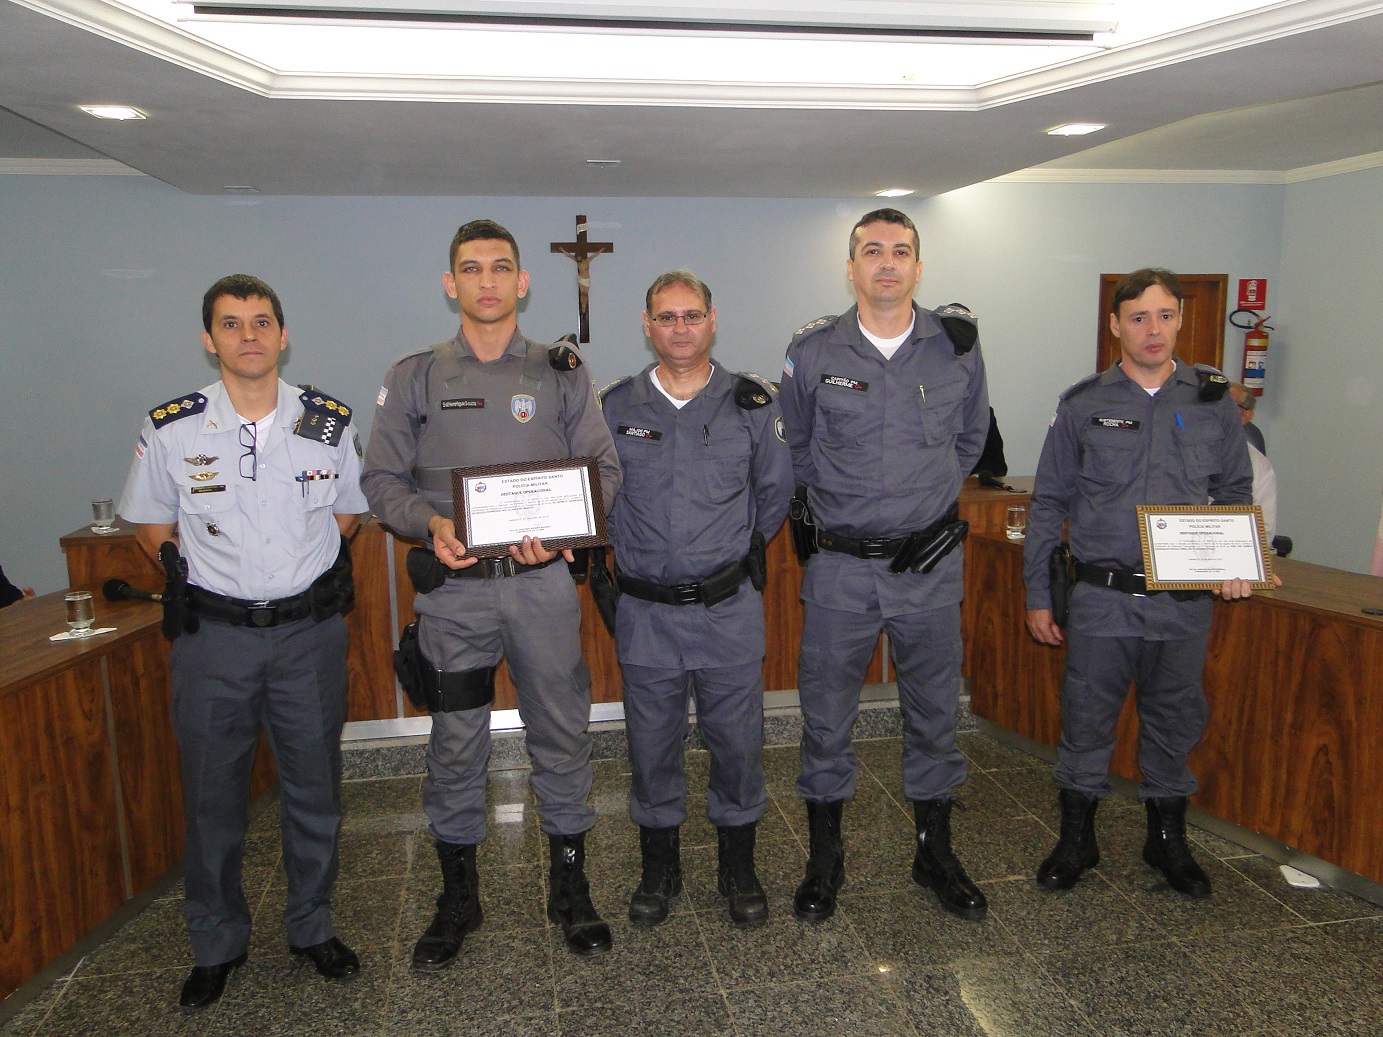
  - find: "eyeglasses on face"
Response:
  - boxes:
[239,422,258,481]
[649,311,709,327]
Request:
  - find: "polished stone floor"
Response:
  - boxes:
[7,730,1383,1036]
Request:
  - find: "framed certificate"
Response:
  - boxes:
[451,457,608,558]
[1136,505,1275,591]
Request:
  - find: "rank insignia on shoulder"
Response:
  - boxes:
[550,334,583,371]
[935,302,978,356]
[1195,366,1229,401]
[792,315,836,339]
[149,392,207,429]
[296,387,353,446]
[735,375,774,410]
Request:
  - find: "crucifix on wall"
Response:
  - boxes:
[550,215,614,344]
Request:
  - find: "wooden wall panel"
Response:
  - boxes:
[345,522,400,722]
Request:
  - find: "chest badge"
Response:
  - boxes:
[511,394,536,423]
[183,454,219,466]
[189,471,220,482]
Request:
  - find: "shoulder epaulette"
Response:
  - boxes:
[149,392,207,429]
[296,387,353,446]
[1193,364,1230,401]
[790,314,837,345]
[598,375,632,403]
[934,303,977,356]
[1059,371,1102,401]
[549,333,583,371]
[734,375,774,410]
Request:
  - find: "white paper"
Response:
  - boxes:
[49,627,117,641]
[463,466,596,550]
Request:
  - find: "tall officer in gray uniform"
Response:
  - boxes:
[361,220,622,968]
[599,270,794,929]
[1023,268,1259,899]
[779,209,991,923]
[118,274,367,1009]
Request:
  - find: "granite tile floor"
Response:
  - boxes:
[8,729,1383,1037]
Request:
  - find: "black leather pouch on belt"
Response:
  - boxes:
[1050,542,1074,627]
[788,487,818,562]
[309,534,356,620]
[888,502,964,574]
[699,560,748,606]
[393,621,497,713]
[746,531,768,592]
[406,546,448,594]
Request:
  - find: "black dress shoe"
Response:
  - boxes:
[178,951,247,1010]
[289,937,360,980]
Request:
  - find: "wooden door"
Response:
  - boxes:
[1096,273,1228,373]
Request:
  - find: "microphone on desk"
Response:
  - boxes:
[976,470,1022,493]
[103,578,164,604]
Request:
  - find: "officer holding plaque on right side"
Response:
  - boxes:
[1023,267,1263,900]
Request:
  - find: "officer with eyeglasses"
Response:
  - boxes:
[118,274,368,1009]
[779,209,991,924]
[599,270,793,929]
[362,219,622,970]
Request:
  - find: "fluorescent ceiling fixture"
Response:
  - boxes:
[875,188,915,197]
[80,104,146,120]
[1047,121,1106,135]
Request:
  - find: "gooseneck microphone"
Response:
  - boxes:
[103,578,164,604]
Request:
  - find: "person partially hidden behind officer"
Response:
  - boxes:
[1023,267,1264,899]
[361,219,622,969]
[779,208,991,923]
[117,274,367,1008]
[598,270,793,929]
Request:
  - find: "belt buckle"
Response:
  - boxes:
[1131,572,1147,598]
[247,601,278,627]
[859,539,890,559]
[671,583,702,605]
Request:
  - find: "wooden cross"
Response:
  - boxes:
[550,214,614,344]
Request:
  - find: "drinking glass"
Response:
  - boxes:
[1005,505,1027,540]
[65,590,96,636]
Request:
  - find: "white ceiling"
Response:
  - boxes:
[2,0,1382,196]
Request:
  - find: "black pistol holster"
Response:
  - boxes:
[1050,542,1075,628]
[309,535,356,620]
[746,531,768,592]
[588,547,619,636]
[158,540,198,640]
[393,621,497,713]
[788,487,818,562]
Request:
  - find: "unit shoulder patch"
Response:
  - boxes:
[296,387,353,446]
[149,392,208,429]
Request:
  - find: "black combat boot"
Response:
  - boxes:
[629,825,682,927]
[912,799,988,920]
[792,800,845,923]
[547,832,614,956]
[411,841,482,972]
[717,823,768,928]
[1036,790,1101,891]
[1142,797,1212,898]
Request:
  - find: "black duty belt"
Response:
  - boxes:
[452,556,555,580]
[187,585,315,627]
[1073,562,1209,601]
[817,501,961,560]
[617,557,749,607]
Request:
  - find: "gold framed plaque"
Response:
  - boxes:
[1136,504,1275,591]
[451,457,608,559]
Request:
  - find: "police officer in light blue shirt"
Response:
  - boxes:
[600,270,793,929]
[119,274,367,1010]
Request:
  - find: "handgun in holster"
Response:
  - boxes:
[587,547,619,636]
[308,534,356,620]
[158,540,199,640]
[746,531,768,592]
[393,621,496,713]
[1049,542,1075,628]
[788,487,818,563]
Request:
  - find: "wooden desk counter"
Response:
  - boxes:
[966,531,1383,887]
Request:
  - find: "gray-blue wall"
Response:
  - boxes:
[2,171,1376,592]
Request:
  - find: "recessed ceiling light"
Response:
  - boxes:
[80,105,146,121]
[875,188,914,198]
[586,159,621,167]
[222,185,261,194]
[1046,122,1105,136]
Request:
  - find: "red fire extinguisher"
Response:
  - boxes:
[1229,309,1273,396]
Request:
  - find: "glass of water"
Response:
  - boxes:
[1005,505,1027,540]
[91,498,116,534]
[65,590,96,636]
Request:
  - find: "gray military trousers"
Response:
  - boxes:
[415,563,595,844]
[170,613,348,966]
[621,660,767,829]
[1054,629,1211,800]
[796,600,967,803]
